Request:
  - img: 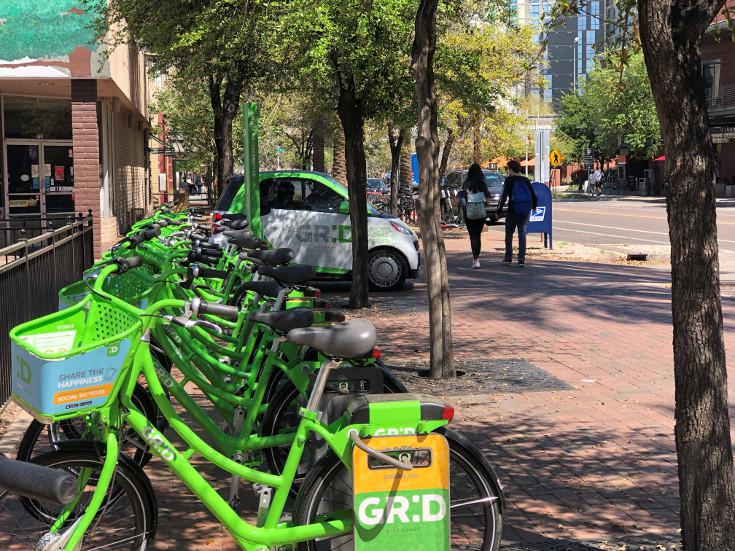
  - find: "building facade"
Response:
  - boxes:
[514,0,605,105]
[0,0,153,255]
[702,1,735,187]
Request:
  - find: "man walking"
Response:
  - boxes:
[498,159,537,267]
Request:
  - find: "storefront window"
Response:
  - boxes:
[3,96,72,140]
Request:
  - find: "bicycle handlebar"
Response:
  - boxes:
[191,297,240,320]
[0,454,78,505]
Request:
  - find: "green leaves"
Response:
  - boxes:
[557,48,661,161]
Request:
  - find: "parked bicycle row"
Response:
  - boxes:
[0,203,503,550]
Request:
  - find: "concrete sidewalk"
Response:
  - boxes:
[352,231,735,550]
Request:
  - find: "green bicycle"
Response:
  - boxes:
[2,291,503,550]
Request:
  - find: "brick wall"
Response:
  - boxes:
[701,39,735,87]
[71,80,101,257]
[111,108,148,235]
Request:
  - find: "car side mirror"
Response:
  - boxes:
[338,200,350,214]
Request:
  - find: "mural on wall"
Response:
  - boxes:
[0,0,105,78]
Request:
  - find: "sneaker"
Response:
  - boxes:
[517,260,525,267]
[473,259,480,269]
[502,258,512,264]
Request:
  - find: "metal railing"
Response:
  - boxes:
[706,83,735,112]
[0,214,85,249]
[0,214,94,405]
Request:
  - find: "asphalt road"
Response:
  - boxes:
[483,196,735,279]
[549,197,735,253]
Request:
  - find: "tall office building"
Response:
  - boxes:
[513,0,606,106]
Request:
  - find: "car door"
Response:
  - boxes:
[260,177,353,270]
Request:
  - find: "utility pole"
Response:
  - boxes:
[525,110,529,177]
[573,36,579,94]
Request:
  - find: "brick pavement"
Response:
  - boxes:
[354,231,735,549]
[1,229,734,549]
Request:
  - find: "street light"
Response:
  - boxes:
[573,36,579,94]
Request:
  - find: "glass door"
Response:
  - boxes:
[43,144,75,222]
[6,143,42,216]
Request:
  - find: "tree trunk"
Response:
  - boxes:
[399,139,413,195]
[439,126,454,180]
[208,73,239,200]
[338,85,369,309]
[412,0,454,378]
[332,119,347,185]
[638,1,735,549]
[312,117,325,172]
[388,124,404,216]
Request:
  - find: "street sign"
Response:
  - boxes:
[583,148,594,170]
[549,149,564,168]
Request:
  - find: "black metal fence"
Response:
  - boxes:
[0,214,86,249]
[0,215,94,405]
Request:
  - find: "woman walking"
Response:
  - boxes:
[458,163,491,268]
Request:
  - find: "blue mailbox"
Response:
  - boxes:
[526,181,553,249]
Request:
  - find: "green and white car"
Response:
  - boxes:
[214,171,420,291]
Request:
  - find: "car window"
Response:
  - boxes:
[215,175,244,211]
[260,178,307,212]
[261,178,343,213]
[485,174,504,192]
[303,181,343,212]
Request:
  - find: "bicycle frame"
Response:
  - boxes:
[53,307,447,550]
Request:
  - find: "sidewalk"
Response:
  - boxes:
[350,232,735,549]
[1,231,733,549]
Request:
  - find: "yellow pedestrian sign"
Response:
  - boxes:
[549,149,564,168]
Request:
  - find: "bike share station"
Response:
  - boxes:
[240,104,454,549]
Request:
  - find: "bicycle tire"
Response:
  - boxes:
[293,427,503,550]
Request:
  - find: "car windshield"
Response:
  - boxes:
[484,173,504,193]
[215,175,244,211]
[367,178,384,190]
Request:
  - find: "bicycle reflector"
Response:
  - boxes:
[371,347,382,360]
[212,212,223,232]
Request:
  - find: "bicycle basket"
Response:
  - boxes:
[10,294,141,423]
[58,264,157,309]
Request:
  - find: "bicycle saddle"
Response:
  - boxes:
[252,308,315,334]
[221,219,249,230]
[246,248,295,267]
[286,319,377,358]
[237,279,283,299]
[225,230,266,250]
[259,264,315,285]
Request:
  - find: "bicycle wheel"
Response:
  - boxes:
[293,428,503,551]
[260,368,407,495]
[16,382,156,468]
[0,448,155,550]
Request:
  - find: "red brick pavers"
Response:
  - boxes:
[1,229,733,549]
[364,230,735,548]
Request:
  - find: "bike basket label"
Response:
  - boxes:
[353,433,450,550]
[9,295,140,422]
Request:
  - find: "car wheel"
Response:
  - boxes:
[368,249,408,292]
